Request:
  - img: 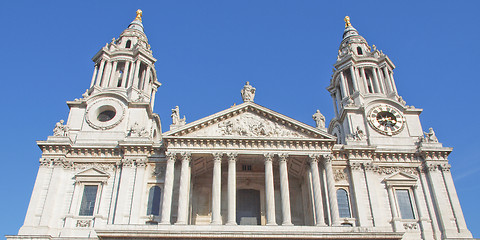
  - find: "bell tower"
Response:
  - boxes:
[67,9,162,144]
[327,16,423,149]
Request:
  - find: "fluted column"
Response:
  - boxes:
[96,60,107,87]
[278,154,292,226]
[127,61,136,88]
[382,67,392,93]
[176,152,191,225]
[121,61,130,88]
[109,61,118,87]
[323,154,340,226]
[349,66,359,91]
[160,152,176,225]
[132,59,141,89]
[412,185,428,240]
[90,64,98,87]
[371,68,381,93]
[360,67,369,93]
[264,153,276,225]
[211,153,223,225]
[226,153,237,225]
[308,154,326,226]
[102,61,112,87]
[339,71,349,97]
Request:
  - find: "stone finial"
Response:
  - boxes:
[344,16,351,28]
[241,82,256,102]
[135,9,143,22]
[312,110,326,129]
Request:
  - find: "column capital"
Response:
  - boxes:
[212,152,223,162]
[278,153,289,163]
[165,152,177,162]
[322,153,333,163]
[308,154,320,163]
[227,152,238,161]
[264,153,274,163]
[180,152,191,162]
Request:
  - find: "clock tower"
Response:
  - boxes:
[327,16,423,149]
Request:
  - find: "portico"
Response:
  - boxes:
[160,101,338,226]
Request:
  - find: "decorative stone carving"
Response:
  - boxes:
[349,162,363,171]
[76,220,92,228]
[213,152,223,162]
[334,168,346,182]
[375,166,418,176]
[312,110,326,129]
[128,122,149,137]
[241,82,256,102]
[403,222,418,230]
[213,112,307,138]
[152,165,166,178]
[423,127,438,143]
[264,153,274,162]
[171,106,186,126]
[75,163,116,172]
[53,120,69,137]
[347,126,364,141]
[227,152,238,161]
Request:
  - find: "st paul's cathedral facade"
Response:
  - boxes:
[7,11,474,240]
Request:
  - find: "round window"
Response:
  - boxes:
[97,110,116,122]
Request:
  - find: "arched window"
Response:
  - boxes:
[146,186,162,215]
[126,40,132,49]
[357,47,363,55]
[337,188,351,218]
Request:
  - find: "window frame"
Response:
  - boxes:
[394,187,416,220]
[336,187,352,218]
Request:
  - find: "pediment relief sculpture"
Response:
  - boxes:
[184,112,310,138]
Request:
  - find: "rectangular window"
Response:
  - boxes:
[242,165,252,171]
[79,185,98,216]
[396,189,415,219]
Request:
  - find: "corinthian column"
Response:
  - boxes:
[226,152,238,225]
[278,154,292,225]
[308,154,326,226]
[160,152,176,225]
[323,154,340,226]
[211,153,223,225]
[175,152,191,225]
[264,153,276,225]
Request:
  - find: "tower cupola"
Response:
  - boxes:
[87,9,160,108]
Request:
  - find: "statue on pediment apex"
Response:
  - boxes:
[241,82,256,102]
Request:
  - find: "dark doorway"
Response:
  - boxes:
[236,189,261,225]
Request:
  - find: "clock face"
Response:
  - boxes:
[367,105,405,136]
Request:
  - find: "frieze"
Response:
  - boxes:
[164,138,331,152]
[75,163,116,172]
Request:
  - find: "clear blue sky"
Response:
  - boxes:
[1,0,479,237]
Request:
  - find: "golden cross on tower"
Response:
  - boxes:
[344,16,351,28]
[135,9,143,22]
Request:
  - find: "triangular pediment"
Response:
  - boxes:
[75,168,110,182]
[384,171,418,184]
[163,102,335,140]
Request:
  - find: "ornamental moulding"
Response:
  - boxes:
[164,138,332,151]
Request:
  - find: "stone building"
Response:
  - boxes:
[7,11,473,240]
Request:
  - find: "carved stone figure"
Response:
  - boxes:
[312,110,326,129]
[171,106,186,126]
[241,82,256,102]
[128,122,149,137]
[347,126,364,141]
[53,120,69,137]
[424,127,438,143]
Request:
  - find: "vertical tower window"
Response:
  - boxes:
[396,189,415,219]
[146,186,162,216]
[126,40,132,49]
[79,185,98,216]
[337,188,351,218]
[357,47,363,55]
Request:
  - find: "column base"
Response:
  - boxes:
[266,223,278,226]
[158,221,171,225]
[282,222,294,226]
[174,222,187,225]
[210,221,222,225]
[226,221,237,226]
[315,223,327,227]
